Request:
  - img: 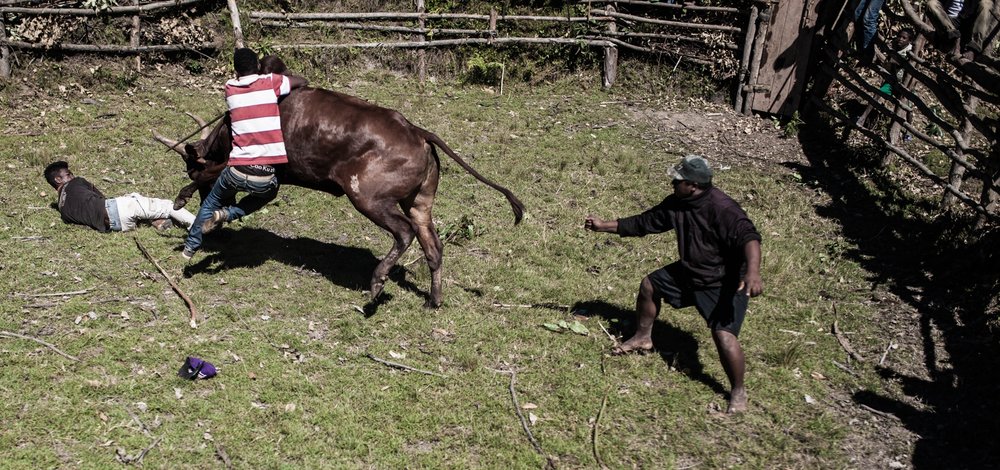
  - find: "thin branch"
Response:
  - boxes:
[592,385,611,469]
[14,289,90,298]
[1,0,205,15]
[598,321,617,346]
[831,318,865,363]
[134,237,198,328]
[831,359,859,377]
[215,443,232,470]
[879,341,896,366]
[366,353,448,378]
[0,330,79,362]
[495,369,545,456]
[0,40,218,54]
[860,404,900,421]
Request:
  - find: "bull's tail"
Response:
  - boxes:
[422,130,525,225]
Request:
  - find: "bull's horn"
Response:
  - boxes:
[185,112,210,140]
[151,129,186,156]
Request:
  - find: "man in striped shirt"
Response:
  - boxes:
[182,48,308,260]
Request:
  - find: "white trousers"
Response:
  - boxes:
[112,193,196,232]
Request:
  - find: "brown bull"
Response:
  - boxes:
[153,87,524,308]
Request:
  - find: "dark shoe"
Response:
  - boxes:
[181,247,196,261]
[151,218,173,232]
[200,210,227,234]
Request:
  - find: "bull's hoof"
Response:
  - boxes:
[423,299,442,309]
[173,199,188,210]
[369,282,385,301]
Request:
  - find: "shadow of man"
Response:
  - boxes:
[572,300,728,397]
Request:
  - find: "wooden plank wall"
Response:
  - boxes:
[749,0,823,116]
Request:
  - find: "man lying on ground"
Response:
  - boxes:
[44,160,195,233]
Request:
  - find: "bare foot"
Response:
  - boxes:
[611,337,654,356]
[727,387,748,414]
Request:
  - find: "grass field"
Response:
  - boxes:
[0,61,926,468]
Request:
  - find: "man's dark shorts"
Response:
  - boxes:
[646,262,748,336]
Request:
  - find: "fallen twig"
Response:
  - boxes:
[14,289,90,298]
[592,385,611,469]
[124,405,151,436]
[831,359,859,377]
[860,404,899,421]
[778,329,804,336]
[118,435,162,465]
[832,319,865,363]
[0,330,79,362]
[491,301,571,310]
[366,353,448,378]
[598,321,617,346]
[879,341,896,366]
[215,442,233,469]
[134,237,199,328]
[494,369,548,460]
[12,236,48,241]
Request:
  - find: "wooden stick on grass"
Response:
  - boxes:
[0,330,79,362]
[134,237,198,328]
[592,385,611,469]
[831,304,864,363]
[15,289,90,298]
[366,353,448,378]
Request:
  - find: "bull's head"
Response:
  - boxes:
[151,112,233,209]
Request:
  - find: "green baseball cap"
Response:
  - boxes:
[668,155,713,184]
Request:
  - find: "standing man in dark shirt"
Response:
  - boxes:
[44,161,196,232]
[584,155,763,413]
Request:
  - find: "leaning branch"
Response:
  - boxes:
[0,330,80,362]
[831,318,865,363]
[366,353,448,378]
[133,237,198,328]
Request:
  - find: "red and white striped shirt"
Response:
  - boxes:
[225,73,292,166]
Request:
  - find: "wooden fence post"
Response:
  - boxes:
[416,0,425,83]
[227,0,244,49]
[742,2,771,115]
[131,0,141,71]
[602,5,617,89]
[734,5,758,113]
[0,14,11,78]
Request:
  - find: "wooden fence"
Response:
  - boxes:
[0,1,748,90]
[0,0,218,75]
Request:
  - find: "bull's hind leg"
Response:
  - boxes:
[402,177,443,308]
[353,200,418,302]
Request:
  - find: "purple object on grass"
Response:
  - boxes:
[178,356,217,380]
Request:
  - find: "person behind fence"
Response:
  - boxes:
[181,47,308,260]
[925,0,995,62]
[852,0,887,61]
[44,161,195,233]
[855,28,915,129]
[584,155,763,414]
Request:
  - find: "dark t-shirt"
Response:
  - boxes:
[616,187,761,288]
[58,177,110,232]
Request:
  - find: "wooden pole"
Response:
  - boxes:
[227,0,244,49]
[1,0,204,15]
[416,0,425,83]
[131,0,141,71]
[743,4,771,114]
[735,5,759,113]
[602,6,617,89]
[0,14,10,78]
[943,95,979,210]
[0,40,216,53]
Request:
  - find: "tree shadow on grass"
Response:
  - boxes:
[796,111,1000,469]
[181,227,428,316]
[572,300,727,397]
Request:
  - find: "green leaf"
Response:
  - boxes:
[568,321,590,336]
[557,320,570,329]
[543,323,562,332]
